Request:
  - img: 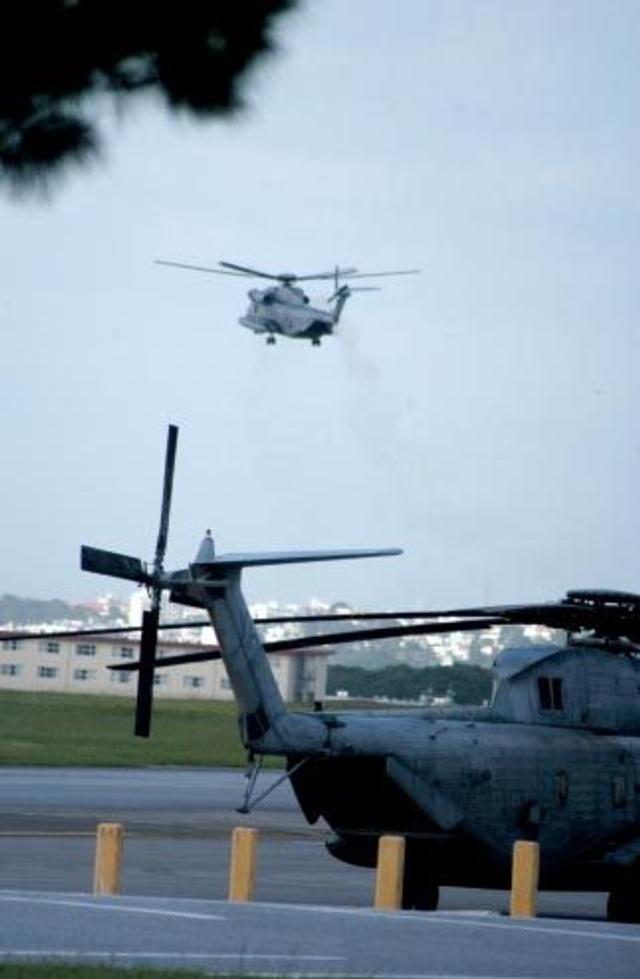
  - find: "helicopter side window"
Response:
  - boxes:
[537,676,564,712]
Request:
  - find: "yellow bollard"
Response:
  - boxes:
[374,835,405,910]
[228,827,258,902]
[510,840,540,917]
[93,822,124,896]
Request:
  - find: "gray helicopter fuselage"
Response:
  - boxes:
[182,561,640,895]
[239,285,337,341]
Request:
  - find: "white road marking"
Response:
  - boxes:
[238,900,640,944]
[0,893,224,921]
[2,891,638,948]
[0,951,345,962]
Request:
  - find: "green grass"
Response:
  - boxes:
[0,968,230,979]
[0,690,257,767]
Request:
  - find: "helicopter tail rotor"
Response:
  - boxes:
[135,423,178,736]
[328,284,380,303]
[81,424,179,738]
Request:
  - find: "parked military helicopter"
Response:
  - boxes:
[22,427,640,922]
[155,259,420,345]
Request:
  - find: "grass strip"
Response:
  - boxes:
[0,690,252,767]
[0,967,237,979]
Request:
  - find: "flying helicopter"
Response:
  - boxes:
[155,259,420,345]
[21,426,640,923]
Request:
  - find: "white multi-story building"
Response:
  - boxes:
[0,632,329,703]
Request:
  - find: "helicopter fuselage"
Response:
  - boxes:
[286,712,640,892]
[155,258,418,344]
[81,498,640,920]
[239,285,338,344]
[167,562,640,916]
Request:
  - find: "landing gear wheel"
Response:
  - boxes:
[311,338,321,347]
[266,335,276,345]
[402,861,439,911]
[607,888,640,923]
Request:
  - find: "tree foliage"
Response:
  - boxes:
[0,593,97,626]
[327,663,493,706]
[0,0,297,190]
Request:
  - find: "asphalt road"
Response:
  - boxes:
[1,890,638,979]
[0,767,610,918]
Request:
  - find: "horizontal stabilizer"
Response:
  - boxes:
[194,548,402,569]
[81,545,146,583]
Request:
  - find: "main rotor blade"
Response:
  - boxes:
[155,260,248,277]
[0,608,505,643]
[220,263,360,283]
[110,617,504,672]
[295,267,358,282]
[262,617,504,652]
[153,425,178,582]
[134,608,159,737]
[218,261,280,280]
[340,269,421,280]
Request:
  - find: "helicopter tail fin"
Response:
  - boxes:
[184,537,401,753]
[328,284,380,322]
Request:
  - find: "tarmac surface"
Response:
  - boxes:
[0,766,609,916]
[0,766,634,977]
[1,890,639,978]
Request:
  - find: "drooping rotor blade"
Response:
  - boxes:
[0,607,508,644]
[111,646,218,671]
[340,269,421,280]
[155,260,248,277]
[110,617,504,673]
[135,608,159,737]
[262,617,504,652]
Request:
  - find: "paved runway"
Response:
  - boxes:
[0,767,610,918]
[1,890,638,978]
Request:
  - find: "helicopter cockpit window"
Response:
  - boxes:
[537,676,564,712]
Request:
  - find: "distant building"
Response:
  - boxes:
[0,633,329,703]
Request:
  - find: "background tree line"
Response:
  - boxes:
[327,662,493,706]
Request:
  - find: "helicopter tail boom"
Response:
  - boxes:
[183,540,401,754]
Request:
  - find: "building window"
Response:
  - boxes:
[110,671,131,683]
[1,663,20,676]
[219,677,231,690]
[537,676,564,711]
[153,675,166,686]
[76,644,96,657]
[2,639,21,650]
[39,640,60,653]
[38,666,58,678]
[183,676,205,689]
[73,668,96,681]
[115,647,135,659]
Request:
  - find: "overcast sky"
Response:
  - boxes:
[1,0,639,613]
